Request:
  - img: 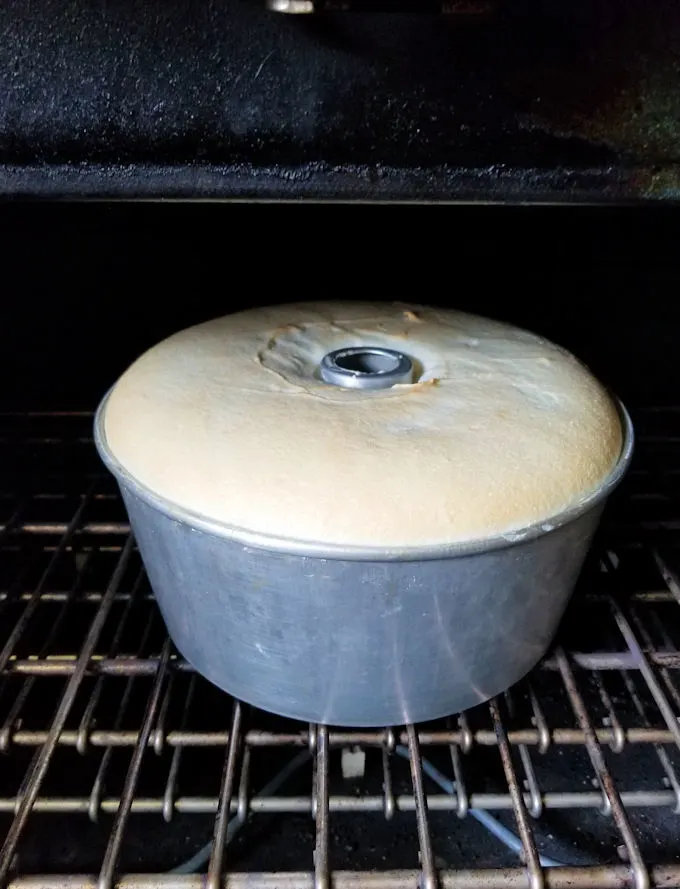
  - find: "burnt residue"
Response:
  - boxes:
[0,0,678,197]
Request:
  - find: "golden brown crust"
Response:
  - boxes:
[104,301,622,548]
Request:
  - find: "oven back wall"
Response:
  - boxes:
[1,206,679,411]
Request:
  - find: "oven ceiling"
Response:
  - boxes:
[0,0,678,200]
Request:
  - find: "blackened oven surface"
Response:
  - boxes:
[0,0,679,199]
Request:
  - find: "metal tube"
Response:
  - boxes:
[447,718,468,819]
[405,724,437,889]
[7,867,680,889]
[206,702,244,889]
[319,347,414,390]
[4,725,680,749]
[0,788,675,815]
[382,741,396,820]
[313,726,330,889]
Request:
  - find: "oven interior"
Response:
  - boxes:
[1,207,680,888]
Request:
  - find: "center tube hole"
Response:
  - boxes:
[334,350,400,375]
[320,346,414,390]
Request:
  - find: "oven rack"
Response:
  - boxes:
[0,409,679,888]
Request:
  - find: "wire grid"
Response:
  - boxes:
[0,410,679,888]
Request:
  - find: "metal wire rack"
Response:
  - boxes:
[0,408,680,889]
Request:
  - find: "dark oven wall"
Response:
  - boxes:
[2,205,679,411]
